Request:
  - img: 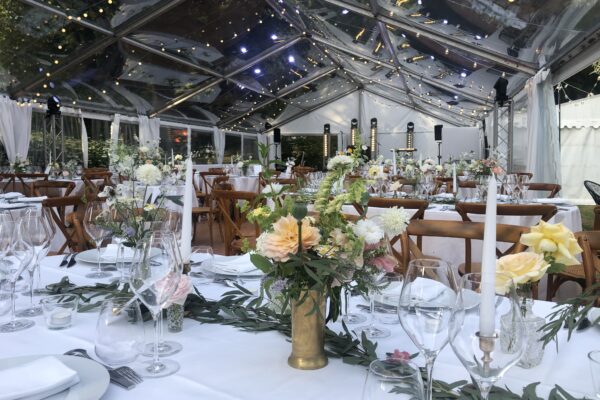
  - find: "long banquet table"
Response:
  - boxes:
[0,255,597,399]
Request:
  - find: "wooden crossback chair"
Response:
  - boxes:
[292,166,315,182]
[353,197,428,269]
[455,202,557,275]
[527,183,561,199]
[434,177,454,194]
[594,206,600,230]
[33,180,76,198]
[192,169,207,205]
[401,220,529,276]
[82,171,113,197]
[258,170,282,189]
[42,196,89,254]
[546,231,600,301]
[0,173,13,193]
[15,173,48,197]
[199,171,226,195]
[212,189,261,256]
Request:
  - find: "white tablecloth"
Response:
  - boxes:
[205,175,259,194]
[0,255,596,399]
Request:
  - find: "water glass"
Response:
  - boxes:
[589,351,600,399]
[95,297,144,366]
[362,360,424,400]
[189,246,215,284]
[83,201,112,279]
[372,274,402,325]
[40,294,78,329]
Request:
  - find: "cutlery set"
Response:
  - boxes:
[59,253,77,268]
[64,349,143,390]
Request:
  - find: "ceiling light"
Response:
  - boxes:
[241,46,247,54]
[288,55,295,63]
[460,72,467,78]
[270,34,278,40]
[254,68,261,74]
[443,19,448,24]
[475,35,482,40]
[341,9,349,14]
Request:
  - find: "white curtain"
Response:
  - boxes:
[79,110,89,167]
[0,97,32,163]
[110,114,121,149]
[525,69,561,185]
[138,115,161,148]
[213,126,225,164]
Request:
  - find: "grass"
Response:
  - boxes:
[578,205,596,231]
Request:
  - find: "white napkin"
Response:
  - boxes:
[18,196,48,203]
[2,192,23,200]
[496,194,511,201]
[213,254,260,275]
[0,356,80,400]
[534,198,570,205]
[0,203,27,209]
[101,244,135,261]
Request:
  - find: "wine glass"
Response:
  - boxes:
[398,259,457,400]
[362,359,424,400]
[83,201,112,279]
[342,285,367,325]
[189,245,215,285]
[517,175,530,203]
[449,273,526,399]
[0,220,35,333]
[421,175,435,201]
[161,210,182,242]
[503,174,518,203]
[16,210,51,317]
[130,231,182,378]
[0,211,13,268]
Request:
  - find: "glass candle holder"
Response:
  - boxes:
[40,294,78,329]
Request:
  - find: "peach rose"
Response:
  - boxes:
[495,252,549,294]
[257,215,321,262]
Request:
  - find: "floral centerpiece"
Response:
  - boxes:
[467,154,503,177]
[97,162,182,247]
[161,154,186,183]
[110,140,164,180]
[192,145,216,164]
[496,221,583,368]
[11,155,30,173]
[236,155,258,176]
[248,147,408,369]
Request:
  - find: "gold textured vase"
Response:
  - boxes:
[288,290,328,370]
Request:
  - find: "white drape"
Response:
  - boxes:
[213,126,225,164]
[525,69,561,185]
[79,110,89,167]
[138,115,161,148]
[0,97,32,163]
[110,114,121,149]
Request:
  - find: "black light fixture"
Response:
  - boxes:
[46,95,61,117]
[350,118,359,146]
[494,77,509,107]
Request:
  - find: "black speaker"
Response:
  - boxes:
[434,125,443,142]
[273,128,281,144]
[494,77,509,107]
[324,123,330,134]
[264,122,272,130]
[407,122,414,133]
[370,118,377,128]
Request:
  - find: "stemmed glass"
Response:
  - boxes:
[362,359,424,400]
[355,271,393,339]
[449,273,526,399]
[503,174,518,203]
[421,175,435,201]
[0,220,35,333]
[16,210,51,317]
[0,211,13,268]
[517,175,530,203]
[130,231,182,378]
[398,259,457,400]
[83,201,112,279]
[342,285,367,325]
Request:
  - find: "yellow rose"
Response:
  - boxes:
[256,215,321,262]
[495,252,549,294]
[520,221,582,266]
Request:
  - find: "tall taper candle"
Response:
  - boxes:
[479,174,497,337]
[180,157,193,263]
[452,163,457,194]
[392,149,397,176]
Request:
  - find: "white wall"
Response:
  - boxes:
[278,91,480,160]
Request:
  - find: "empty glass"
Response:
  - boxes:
[130,231,182,378]
[518,175,530,203]
[355,272,393,339]
[398,259,457,400]
[0,211,13,268]
[83,201,112,279]
[589,351,600,399]
[420,175,435,201]
[449,273,525,400]
[189,245,215,284]
[362,359,424,400]
[503,174,518,203]
[95,297,144,366]
[342,286,367,325]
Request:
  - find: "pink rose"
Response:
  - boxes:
[369,255,397,272]
[163,274,192,308]
[387,349,411,362]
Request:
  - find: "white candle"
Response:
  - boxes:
[418,154,422,167]
[392,150,397,176]
[180,158,193,263]
[50,309,71,327]
[171,149,174,163]
[479,174,497,337]
[452,163,457,194]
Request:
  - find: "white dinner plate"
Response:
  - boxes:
[76,247,161,264]
[0,355,109,400]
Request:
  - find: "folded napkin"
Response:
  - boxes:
[18,196,48,203]
[101,244,135,262]
[0,356,80,400]
[213,253,260,275]
[534,198,569,205]
[2,192,23,200]
[0,203,27,209]
[496,194,511,201]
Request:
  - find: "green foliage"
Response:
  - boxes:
[87,139,110,168]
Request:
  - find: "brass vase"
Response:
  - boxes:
[288,290,328,370]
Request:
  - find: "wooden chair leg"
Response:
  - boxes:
[192,215,198,242]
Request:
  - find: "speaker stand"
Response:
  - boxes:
[436,141,442,165]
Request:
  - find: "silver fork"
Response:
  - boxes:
[64,349,143,389]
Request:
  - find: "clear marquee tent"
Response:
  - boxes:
[1,0,600,201]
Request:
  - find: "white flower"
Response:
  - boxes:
[378,207,409,238]
[262,183,283,196]
[353,219,384,245]
[143,204,157,212]
[361,145,368,151]
[435,165,444,172]
[139,146,150,153]
[327,155,354,170]
[236,161,244,168]
[174,154,183,161]
[390,181,402,192]
[135,163,162,185]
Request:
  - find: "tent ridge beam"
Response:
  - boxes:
[321,0,537,76]
[149,78,224,117]
[12,0,187,97]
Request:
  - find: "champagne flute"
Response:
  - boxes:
[517,175,530,203]
[0,221,35,333]
[449,273,526,399]
[16,210,51,317]
[503,174,518,203]
[83,201,112,279]
[130,231,182,378]
[398,259,457,400]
